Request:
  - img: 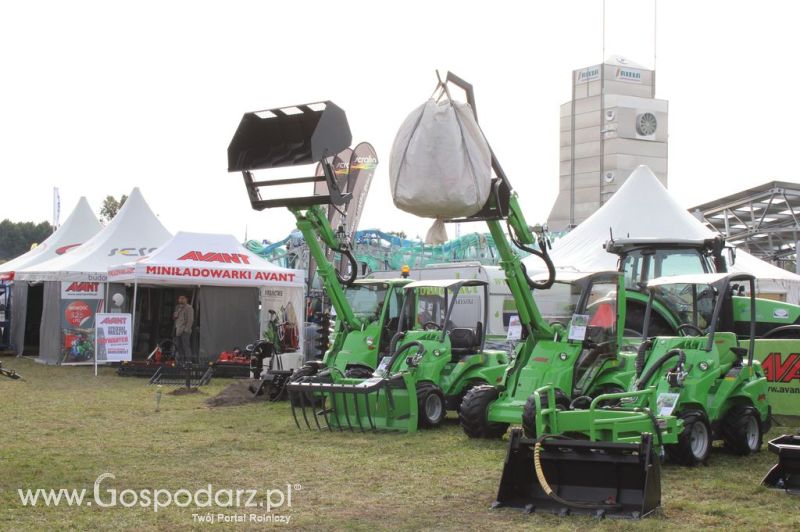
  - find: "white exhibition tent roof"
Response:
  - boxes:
[525,165,800,302]
[0,197,102,281]
[108,231,304,288]
[16,188,171,282]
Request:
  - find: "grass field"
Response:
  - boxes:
[1,358,798,531]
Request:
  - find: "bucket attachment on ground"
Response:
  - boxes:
[286,373,419,433]
[762,434,800,494]
[495,429,661,519]
[227,101,353,210]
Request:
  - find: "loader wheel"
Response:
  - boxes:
[344,366,373,379]
[592,385,625,408]
[459,385,509,439]
[522,389,569,438]
[417,382,446,429]
[721,405,762,455]
[667,409,712,466]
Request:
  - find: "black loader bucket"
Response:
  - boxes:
[762,434,800,494]
[227,101,353,210]
[494,429,661,519]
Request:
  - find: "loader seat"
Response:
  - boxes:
[449,322,482,360]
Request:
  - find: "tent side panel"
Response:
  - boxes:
[39,281,62,363]
[10,282,28,355]
[198,286,259,363]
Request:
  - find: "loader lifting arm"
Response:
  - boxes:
[290,204,362,332]
[227,100,366,333]
[441,72,556,343]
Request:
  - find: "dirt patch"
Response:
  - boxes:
[206,380,263,407]
[168,387,204,396]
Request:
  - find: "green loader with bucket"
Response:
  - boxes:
[494,272,772,518]
[288,278,512,432]
[227,101,413,391]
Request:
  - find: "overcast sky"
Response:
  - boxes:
[3,0,799,244]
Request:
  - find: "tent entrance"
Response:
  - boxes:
[128,285,196,361]
[24,283,43,355]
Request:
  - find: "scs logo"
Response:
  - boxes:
[65,282,100,293]
[100,317,127,325]
[107,248,158,257]
[762,352,800,383]
[177,251,251,265]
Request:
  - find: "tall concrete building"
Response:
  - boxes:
[547,56,668,231]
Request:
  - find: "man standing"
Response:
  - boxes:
[173,295,194,363]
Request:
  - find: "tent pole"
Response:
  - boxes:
[132,281,138,355]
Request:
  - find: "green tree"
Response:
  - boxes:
[0,220,53,261]
[99,194,128,223]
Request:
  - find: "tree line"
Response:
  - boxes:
[0,194,127,263]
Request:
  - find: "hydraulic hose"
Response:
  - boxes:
[334,247,358,286]
[508,222,555,290]
[385,341,426,372]
[533,435,622,511]
[388,331,406,358]
[635,339,654,379]
[635,349,686,391]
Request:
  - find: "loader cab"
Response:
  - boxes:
[400,279,488,360]
[563,272,627,395]
[343,279,409,354]
[644,273,757,363]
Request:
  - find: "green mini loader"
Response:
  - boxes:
[227,101,414,391]
[495,272,771,518]
[287,278,512,432]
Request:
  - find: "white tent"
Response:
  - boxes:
[15,188,171,364]
[527,165,800,303]
[1,197,102,355]
[107,232,306,365]
[17,188,171,282]
[0,197,102,281]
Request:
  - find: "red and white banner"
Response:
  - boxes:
[61,280,104,299]
[95,313,132,362]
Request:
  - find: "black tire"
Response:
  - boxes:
[721,405,763,455]
[666,409,712,466]
[289,364,318,383]
[344,366,374,379]
[459,385,509,439]
[522,389,570,438]
[417,382,446,429]
[454,380,487,413]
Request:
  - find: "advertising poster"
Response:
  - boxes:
[260,286,303,355]
[60,281,104,363]
[95,313,132,362]
[754,340,800,418]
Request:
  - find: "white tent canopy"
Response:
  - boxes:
[108,231,304,287]
[108,232,306,366]
[0,197,101,280]
[526,165,800,303]
[16,187,171,282]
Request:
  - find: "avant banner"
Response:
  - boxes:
[60,281,104,363]
[95,313,132,363]
[754,340,800,418]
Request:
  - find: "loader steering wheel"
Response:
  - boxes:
[677,323,705,336]
[422,321,442,331]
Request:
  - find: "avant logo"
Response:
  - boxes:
[108,248,158,257]
[100,317,127,325]
[65,282,100,293]
[177,251,251,265]
[762,352,800,383]
[56,243,81,255]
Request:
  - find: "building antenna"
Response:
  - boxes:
[602,0,606,62]
[653,0,658,70]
